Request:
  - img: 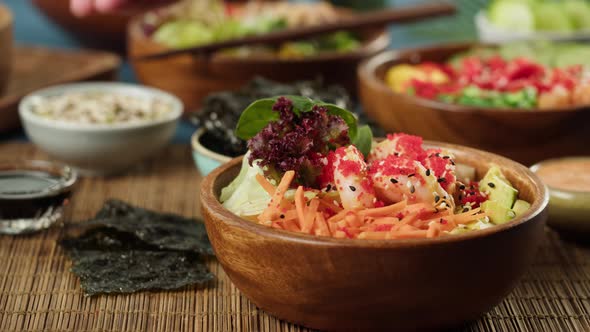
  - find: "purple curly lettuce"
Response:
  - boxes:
[248,97,350,187]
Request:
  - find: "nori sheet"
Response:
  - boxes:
[89,199,213,255]
[60,200,215,296]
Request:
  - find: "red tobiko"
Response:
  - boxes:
[248,97,350,187]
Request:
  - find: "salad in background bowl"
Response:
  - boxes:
[358,41,590,165]
[477,0,590,42]
[128,1,389,111]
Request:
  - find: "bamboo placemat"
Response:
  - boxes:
[1,143,590,332]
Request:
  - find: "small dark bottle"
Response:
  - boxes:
[0,160,76,234]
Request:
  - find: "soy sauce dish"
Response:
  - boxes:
[531,157,590,237]
[200,96,549,331]
[0,160,76,234]
[19,82,183,176]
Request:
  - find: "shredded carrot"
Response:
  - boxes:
[256,174,276,196]
[294,186,306,229]
[302,198,320,233]
[358,200,407,217]
[252,170,501,240]
[258,171,295,223]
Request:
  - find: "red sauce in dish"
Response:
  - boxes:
[535,158,590,192]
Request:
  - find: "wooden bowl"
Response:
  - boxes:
[128,5,390,112]
[358,43,590,166]
[31,0,161,52]
[0,4,12,95]
[201,141,548,331]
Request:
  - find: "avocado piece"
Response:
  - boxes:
[481,200,517,225]
[479,166,518,209]
[512,199,531,216]
[534,3,574,32]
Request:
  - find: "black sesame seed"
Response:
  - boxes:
[425,169,431,176]
[462,207,469,213]
[459,184,466,190]
[443,156,450,159]
[408,173,415,177]
[437,178,446,183]
[349,186,356,192]
[394,152,400,156]
[434,195,440,203]
[450,160,455,165]
[326,184,332,192]
[435,153,441,157]
[280,214,285,219]
[488,182,496,188]
[410,185,415,194]
[390,178,398,184]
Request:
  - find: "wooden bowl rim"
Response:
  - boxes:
[358,43,590,115]
[201,140,549,248]
[0,4,12,30]
[128,4,390,64]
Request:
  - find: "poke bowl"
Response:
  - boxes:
[128,1,389,111]
[358,42,590,165]
[200,95,548,331]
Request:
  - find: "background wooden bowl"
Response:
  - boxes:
[31,0,162,52]
[0,4,12,95]
[201,142,548,331]
[358,44,590,166]
[128,5,390,112]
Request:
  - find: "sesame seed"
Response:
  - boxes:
[459,184,466,190]
[425,169,431,176]
[280,214,285,219]
[450,160,455,166]
[410,185,415,194]
[440,202,447,208]
[408,173,415,177]
[443,156,450,159]
[349,186,356,192]
[488,182,496,188]
[326,184,332,192]
[462,207,469,213]
[434,195,440,203]
[437,178,446,183]
[390,178,398,184]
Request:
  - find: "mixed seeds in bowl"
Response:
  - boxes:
[29,91,173,125]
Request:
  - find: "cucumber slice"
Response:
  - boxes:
[533,3,574,32]
[563,0,590,30]
[488,0,535,33]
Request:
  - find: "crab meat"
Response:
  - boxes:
[369,154,453,207]
[331,145,376,210]
[421,148,457,194]
[368,133,426,163]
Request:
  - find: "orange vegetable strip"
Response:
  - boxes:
[328,220,339,234]
[426,222,441,238]
[391,211,420,231]
[371,217,399,225]
[358,231,388,240]
[256,173,276,196]
[327,208,354,223]
[391,230,429,239]
[293,185,306,228]
[319,197,343,212]
[333,230,347,238]
[315,212,331,236]
[345,212,362,228]
[358,200,407,217]
[258,170,295,222]
[302,198,320,233]
[453,208,485,224]
[283,220,301,232]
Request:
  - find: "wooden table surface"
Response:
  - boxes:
[1,143,590,332]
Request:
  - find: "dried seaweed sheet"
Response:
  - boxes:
[90,199,213,255]
[60,200,215,296]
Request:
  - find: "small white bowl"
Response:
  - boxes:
[191,128,232,176]
[19,82,183,176]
